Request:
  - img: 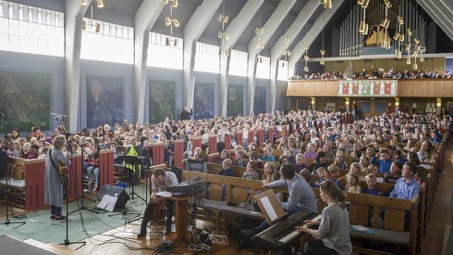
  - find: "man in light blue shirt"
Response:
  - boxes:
[241,164,317,238]
[389,162,420,200]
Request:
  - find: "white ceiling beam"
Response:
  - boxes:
[270,0,320,61]
[246,0,297,115]
[64,0,92,132]
[133,0,165,123]
[289,0,344,68]
[268,0,320,112]
[183,0,223,110]
[418,0,453,41]
[223,0,265,51]
[219,0,264,117]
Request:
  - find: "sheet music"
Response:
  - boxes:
[156,191,172,198]
[260,196,278,222]
[97,195,118,212]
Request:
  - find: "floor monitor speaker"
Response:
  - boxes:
[97,184,130,209]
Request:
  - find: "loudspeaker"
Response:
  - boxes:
[97,184,130,209]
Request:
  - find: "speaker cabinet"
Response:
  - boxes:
[97,184,129,209]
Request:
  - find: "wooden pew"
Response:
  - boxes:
[98,149,115,188]
[173,139,185,169]
[224,133,232,150]
[5,155,82,210]
[208,135,217,155]
[235,132,243,147]
[150,142,165,165]
[0,162,25,207]
[205,162,265,178]
[268,128,274,144]
[348,193,419,255]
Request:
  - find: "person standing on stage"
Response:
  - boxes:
[137,168,179,238]
[296,180,352,255]
[44,135,71,221]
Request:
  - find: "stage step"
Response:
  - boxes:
[23,238,81,255]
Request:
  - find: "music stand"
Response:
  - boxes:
[123,156,145,202]
[108,155,142,221]
[0,116,26,228]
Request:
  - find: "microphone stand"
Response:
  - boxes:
[53,114,86,248]
[0,116,26,228]
[69,143,98,215]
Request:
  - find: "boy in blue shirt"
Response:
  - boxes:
[370,149,393,173]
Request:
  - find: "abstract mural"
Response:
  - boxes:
[0,71,50,132]
[194,83,214,119]
[87,75,124,128]
[254,86,267,114]
[149,80,176,123]
[227,84,243,117]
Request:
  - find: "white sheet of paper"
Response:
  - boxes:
[376,177,384,183]
[97,195,118,212]
[156,191,172,198]
[260,196,278,222]
[277,126,282,132]
[352,225,370,231]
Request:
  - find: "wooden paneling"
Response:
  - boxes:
[288,79,453,98]
[286,80,338,96]
[398,79,453,97]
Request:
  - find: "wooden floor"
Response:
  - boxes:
[1,137,452,255]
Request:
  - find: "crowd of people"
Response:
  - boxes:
[289,68,453,80]
[0,108,451,253]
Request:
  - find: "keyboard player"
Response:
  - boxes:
[241,164,317,238]
[295,180,352,255]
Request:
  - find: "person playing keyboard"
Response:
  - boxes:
[241,164,317,238]
[295,180,352,255]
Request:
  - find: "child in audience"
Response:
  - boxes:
[351,149,362,163]
[359,155,370,169]
[370,149,393,173]
[243,161,260,180]
[362,174,380,196]
[219,158,236,177]
[366,164,379,176]
[300,169,317,188]
[262,162,279,183]
[248,151,264,169]
[393,150,407,165]
[234,150,247,167]
[303,142,317,159]
[6,141,19,158]
[349,162,364,181]
[27,145,40,159]
[332,152,348,170]
[284,148,295,164]
[294,153,308,174]
[384,162,402,184]
[344,173,361,193]
[261,147,275,162]
[315,167,329,186]
[328,165,343,179]
[216,149,232,164]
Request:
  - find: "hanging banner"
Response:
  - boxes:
[337,80,397,97]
